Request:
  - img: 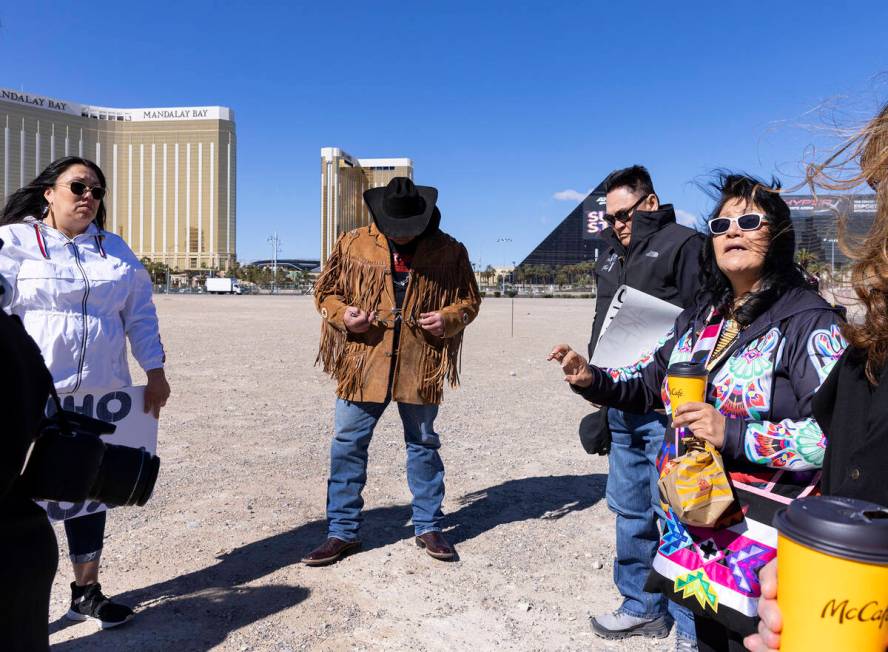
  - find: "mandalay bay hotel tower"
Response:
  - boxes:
[0,88,236,271]
[320,147,413,266]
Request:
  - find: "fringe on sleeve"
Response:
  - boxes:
[315,236,389,394]
[404,251,480,403]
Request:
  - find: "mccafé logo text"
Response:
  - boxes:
[821,599,888,629]
[672,388,686,399]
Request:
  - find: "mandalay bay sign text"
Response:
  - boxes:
[0,88,232,122]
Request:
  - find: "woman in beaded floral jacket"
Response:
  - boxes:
[550,174,847,651]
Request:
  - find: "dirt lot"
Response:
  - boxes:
[47,296,683,651]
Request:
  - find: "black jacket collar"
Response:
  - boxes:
[755,285,838,325]
[600,204,679,256]
[630,204,678,243]
[600,227,624,256]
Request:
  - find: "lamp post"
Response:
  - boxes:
[510,260,516,337]
[268,232,282,294]
[496,237,512,295]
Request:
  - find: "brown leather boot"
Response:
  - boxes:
[415,531,456,560]
[302,537,361,566]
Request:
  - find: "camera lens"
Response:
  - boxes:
[89,444,160,507]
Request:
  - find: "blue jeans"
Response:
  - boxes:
[327,398,444,541]
[607,408,695,641]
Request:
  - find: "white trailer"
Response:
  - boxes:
[206,278,242,295]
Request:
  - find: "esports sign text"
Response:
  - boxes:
[583,192,608,239]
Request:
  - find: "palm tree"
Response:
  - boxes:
[140,257,171,289]
[483,265,496,287]
[796,249,827,276]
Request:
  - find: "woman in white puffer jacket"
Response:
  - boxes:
[0,156,170,630]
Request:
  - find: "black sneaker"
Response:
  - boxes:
[66,582,134,629]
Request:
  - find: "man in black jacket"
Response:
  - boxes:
[586,166,703,646]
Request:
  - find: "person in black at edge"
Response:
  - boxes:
[584,166,704,648]
[0,247,56,652]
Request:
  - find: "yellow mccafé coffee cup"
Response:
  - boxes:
[667,361,708,413]
[774,496,888,652]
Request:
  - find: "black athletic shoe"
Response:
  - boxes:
[66,582,134,629]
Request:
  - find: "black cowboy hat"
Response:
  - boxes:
[364,177,438,239]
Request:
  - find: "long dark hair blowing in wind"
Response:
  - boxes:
[699,172,808,326]
[1,156,107,230]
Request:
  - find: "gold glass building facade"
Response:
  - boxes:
[320,147,412,265]
[0,88,236,271]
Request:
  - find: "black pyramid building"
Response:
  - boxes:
[519,182,608,268]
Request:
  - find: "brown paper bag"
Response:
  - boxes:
[658,437,737,528]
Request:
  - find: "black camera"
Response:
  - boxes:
[20,406,160,508]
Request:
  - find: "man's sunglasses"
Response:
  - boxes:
[603,194,650,226]
[707,213,769,235]
[62,181,106,201]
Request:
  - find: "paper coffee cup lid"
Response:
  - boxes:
[667,361,707,378]
[774,496,888,564]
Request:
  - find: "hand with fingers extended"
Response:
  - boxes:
[672,401,726,448]
[343,306,377,333]
[744,559,781,651]
[418,311,445,337]
[547,344,594,388]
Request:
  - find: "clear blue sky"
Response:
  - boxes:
[3,2,887,265]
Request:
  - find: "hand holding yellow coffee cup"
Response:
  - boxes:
[667,362,708,413]
[774,496,888,652]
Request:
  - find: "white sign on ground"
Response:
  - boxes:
[39,386,158,523]
[590,285,682,369]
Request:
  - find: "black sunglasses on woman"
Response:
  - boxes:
[60,181,106,201]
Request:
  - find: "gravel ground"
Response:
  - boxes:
[47,295,684,651]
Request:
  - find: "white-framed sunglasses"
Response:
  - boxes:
[707,213,769,235]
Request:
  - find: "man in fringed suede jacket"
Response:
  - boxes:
[303,177,480,565]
